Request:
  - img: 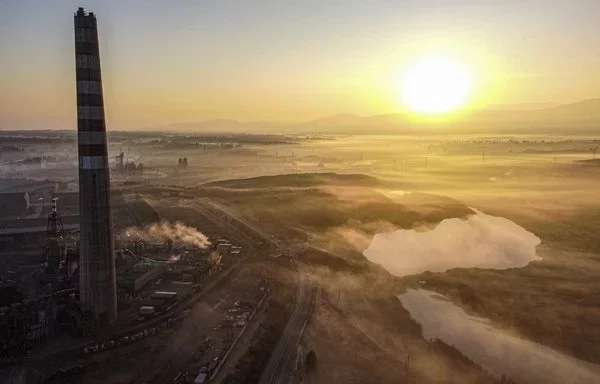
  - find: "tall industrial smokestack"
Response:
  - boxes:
[74,7,117,323]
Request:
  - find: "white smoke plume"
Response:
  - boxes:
[125,220,211,249]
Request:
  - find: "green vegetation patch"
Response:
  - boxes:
[218,187,471,236]
[204,172,381,189]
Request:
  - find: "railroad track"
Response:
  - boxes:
[259,273,316,384]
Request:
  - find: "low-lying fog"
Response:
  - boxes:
[398,289,600,384]
[363,209,541,276]
[3,132,600,382]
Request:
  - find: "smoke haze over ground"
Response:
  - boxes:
[124,220,211,249]
[363,209,541,276]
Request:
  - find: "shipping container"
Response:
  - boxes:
[139,306,155,316]
[141,299,165,311]
[151,291,178,303]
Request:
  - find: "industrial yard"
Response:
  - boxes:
[0,11,309,380]
[56,260,275,384]
[0,75,315,381]
[0,176,305,383]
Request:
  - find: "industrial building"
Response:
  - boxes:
[74,7,117,324]
[0,8,251,378]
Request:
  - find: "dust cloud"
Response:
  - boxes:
[125,220,211,249]
[363,209,541,276]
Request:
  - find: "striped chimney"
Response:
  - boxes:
[74,7,117,323]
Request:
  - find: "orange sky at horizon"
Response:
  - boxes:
[1,1,599,130]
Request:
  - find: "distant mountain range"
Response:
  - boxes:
[167,99,600,134]
[486,102,560,111]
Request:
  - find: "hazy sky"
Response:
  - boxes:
[1,0,599,130]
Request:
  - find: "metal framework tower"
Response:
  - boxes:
[45,197,65,269]
[74,7,117,323]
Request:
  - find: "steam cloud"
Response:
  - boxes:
[363,208,541,276]
[125,220,211,249]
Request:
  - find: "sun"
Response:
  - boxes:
[400,56,472,115]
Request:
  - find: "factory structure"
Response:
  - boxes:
[74,7,117,324]
[115,152,144,176]
[0,9,251,377]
